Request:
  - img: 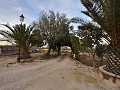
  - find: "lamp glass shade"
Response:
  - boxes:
[20,14,25,22]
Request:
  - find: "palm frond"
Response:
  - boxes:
[1,24,14,33]
[80,0,120,45]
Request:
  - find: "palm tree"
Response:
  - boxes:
[81,0,120,45]
[0,24,35,60]
[80,0,120,75]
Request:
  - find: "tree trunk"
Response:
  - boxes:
[104,45,120,75]
[70,46,75,58]
[92,49,96,70]
[100,57,103,66]
[57,46,61,56]
[46,46,51,56]
[21,48,31,59]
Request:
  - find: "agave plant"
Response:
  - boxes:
[0,24,35,60]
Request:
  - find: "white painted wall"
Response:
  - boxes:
[0,47,1,54]
[0,41,12,45]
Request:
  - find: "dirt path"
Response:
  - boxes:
[0,55,119,90]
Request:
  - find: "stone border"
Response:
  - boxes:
[99,65,120,83]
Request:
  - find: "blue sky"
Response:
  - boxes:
[0,0,90,31]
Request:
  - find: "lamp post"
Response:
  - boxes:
[17,14,25,63]
[20,14,25,23]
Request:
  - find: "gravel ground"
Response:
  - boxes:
[0,54,119,90]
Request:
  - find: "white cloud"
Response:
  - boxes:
[14,6,23,12]
[0,0,36,30]
[25,0,46,12]
[0,0,90,33]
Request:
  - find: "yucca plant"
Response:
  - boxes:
[0,24,35,60]
[80,0,120,75]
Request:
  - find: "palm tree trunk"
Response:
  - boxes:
[104,45,120,75]
[21,48,31,59]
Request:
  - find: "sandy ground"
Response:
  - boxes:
[0,53,120,90]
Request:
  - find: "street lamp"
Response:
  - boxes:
[20,14,25,23]
[17,14,25,63]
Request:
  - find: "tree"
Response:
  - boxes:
[80,0,120,75]
[78,22,105,68]
[70,35,80,59]
[95,44,107,65]
[34,10,70,55]
[30,29,44,47]
[80,0,120,45]
[0,24,35,61]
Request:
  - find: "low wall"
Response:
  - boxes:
[0,46,18,55]
[99,65,120,84]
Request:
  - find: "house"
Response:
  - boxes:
[0,38,38,55]
[0,39,18,55]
